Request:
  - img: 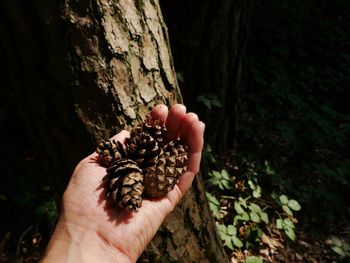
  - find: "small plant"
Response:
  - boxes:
[247,179,262,198]
[329,236,350,258]
[209,169,233,190]
[277,194,301,216]
[206,192,222,220]
[234,198,269,224]
[244,161,262,198]
[206,157,302,258]
[217,223,243,249]
[276,217,296,241]
[203,143,217,164]
[272,193,301,241]
[196,94,222,110]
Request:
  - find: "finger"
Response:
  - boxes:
[166,104,187,140]
[110,130,130,143]
[160,170,195,211]
[179,112,199,141]
[150,104,169,124]
[185,121,205,174]
[176,171,195,197]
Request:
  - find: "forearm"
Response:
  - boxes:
[41,221,132,263]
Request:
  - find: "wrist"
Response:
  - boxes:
[41,219,132,263]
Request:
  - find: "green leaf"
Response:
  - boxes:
[208,154,217,163]
[250,211,260,223]
[242,212,250,221]
[222,180,233,190]
[234,201,245,215]
[206,193,222,219]
[234,212,250,223]
[203,100,212,110]
[212,170,222,178]
[203,144,217,163]
[282,205,293,216]
[279,194,289,205]
[224,235,234,250]
[283,218,295,229]
[206,192,220,205]
[284,226,296,241]
[211,98,223,108]
[234,215,243,223]
[208,202,222,219]
[276,218,283,229]
[197,94,223,110]
[176,72,184,82]
[248,180,256,190]
[260,212,269,224]
[343,242,350,252]
[331,246,346,257]
[331,236,343,247]
[256,228,263,238]
[221,169,230,180]
[288,199,301,211]
[227,225,237,236]
[264,160,274,175]
[271,192,278,201]
[217,224,227,234]
[249,203,262,213]
[204,143,213,153]
[252,186,261,198]
[232,236,244,248]
[239,197,248,208]
[208,177,219,187]
[245,256,263,263]
[208,202,218,212]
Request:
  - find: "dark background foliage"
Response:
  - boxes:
[238,0,350,220]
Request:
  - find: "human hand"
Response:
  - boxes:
[42,104,205,262]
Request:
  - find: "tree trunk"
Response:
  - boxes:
[162,0,254,152]
[0,0,227,262]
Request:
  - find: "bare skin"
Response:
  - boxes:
[41,104,205,262]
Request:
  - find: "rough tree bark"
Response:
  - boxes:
[162,0,254,152]
[0,0,227,262]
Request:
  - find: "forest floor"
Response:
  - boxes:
[225,158,350,263]
[0,143,348,262]
[0,180,349,263]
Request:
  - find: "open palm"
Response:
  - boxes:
[42,104,205,262]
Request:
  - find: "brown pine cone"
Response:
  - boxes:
[96,139,128,167]
[143,140,188,198]
[142,118,167,147]
[126,132,162,168]
[105,159,144,211]
[98,115,189,210]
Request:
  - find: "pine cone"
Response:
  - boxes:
[143,140,188,198]
[126,132,162,168]
[96,139,128,167]
[98,115,189,210]
[105,159,144,211]
[142,118,167,147]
